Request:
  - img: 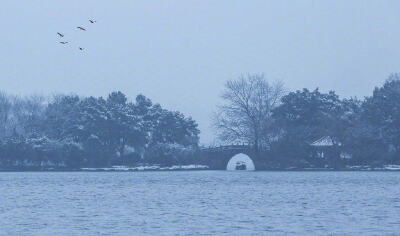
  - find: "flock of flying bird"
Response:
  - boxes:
[57,19,97,51]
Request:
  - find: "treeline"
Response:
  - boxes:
[214,73,400,168]
[0,92,200,169]
[2,73,400,170]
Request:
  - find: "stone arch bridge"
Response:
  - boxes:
[200,144,260,170]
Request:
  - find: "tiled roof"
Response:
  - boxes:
[310,136,334,147]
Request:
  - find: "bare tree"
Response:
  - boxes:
[213,74,285,154]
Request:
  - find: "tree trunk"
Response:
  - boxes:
[254,131,259,158]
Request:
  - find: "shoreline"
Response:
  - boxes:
[1,164,400,172]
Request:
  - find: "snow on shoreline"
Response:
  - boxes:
[346,165,400,171]
[81,165,210,171]
[79,164,400,171]
[384,165,400,170]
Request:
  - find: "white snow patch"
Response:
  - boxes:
[81,165,209,171]
[384,165,400,170]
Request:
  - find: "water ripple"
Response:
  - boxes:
[0,171,399,235]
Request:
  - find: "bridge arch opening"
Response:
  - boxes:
[226,153,255,171]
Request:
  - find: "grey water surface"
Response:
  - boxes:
[0,171,399,235]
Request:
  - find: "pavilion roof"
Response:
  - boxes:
[310,136,335,147]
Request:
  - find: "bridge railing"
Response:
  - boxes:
[200,143,252,152]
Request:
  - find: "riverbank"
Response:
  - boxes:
[280,165,400,171]
[0,164,210,172]
[81,165,210,171]
[1,164,400,171]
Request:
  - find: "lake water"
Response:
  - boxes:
[0,171,399,235]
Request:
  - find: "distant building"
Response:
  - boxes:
[310,136,352,159]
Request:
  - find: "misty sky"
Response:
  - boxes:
[1,1,400,144]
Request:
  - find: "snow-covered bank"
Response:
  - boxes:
[80,164,400,171]
[276,165,400,171]
[2,164,400,171]
[383,165,400,170]
[345,165,400,171]
[81,165,209,171]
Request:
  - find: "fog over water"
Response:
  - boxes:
[1,0,400,143]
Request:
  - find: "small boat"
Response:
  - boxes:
[235,161,247,170]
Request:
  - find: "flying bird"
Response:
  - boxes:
[79,47,84,51]
[77,27,86,31]
[89,20,96,23]
[57,32,64,37]
[59,42,68,44]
